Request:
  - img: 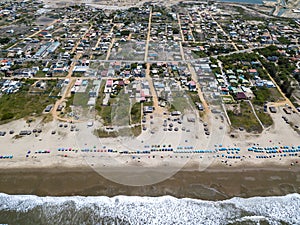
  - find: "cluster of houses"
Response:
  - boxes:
[103,77,151,104]
[212,59,278,101]
[0,1,299,112]
[0,79,22,94]
[69,78,101,106]
[0,0,42,23]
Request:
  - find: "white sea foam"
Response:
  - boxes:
[0,193,299,224]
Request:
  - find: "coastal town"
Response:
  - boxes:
[0,0,300,178]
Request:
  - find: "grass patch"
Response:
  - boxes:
[143,101,153,107]
[227,101,262,133]
[100,105,112,126]
[170,91,193,112]
[94,129,117,138]
[0,85,55,124]
[64,94,75,114]
[187,91,201,105]
[95,125,141,138]
[95,82,114,126]
[252,86,283,106]
[131,125,142,136]
[119,125,141,137]
[255,109,273,127]
[111,91,131,126]
[130,102,141,124]
[73,93,89,107]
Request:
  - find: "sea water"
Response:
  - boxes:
[0,193,299,224]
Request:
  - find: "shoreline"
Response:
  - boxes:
[0,166,299,200]
[0,162,300,172]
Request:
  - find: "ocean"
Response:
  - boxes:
[0,193,299,225]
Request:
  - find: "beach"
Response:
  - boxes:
[0,166,300,200]
[0,105,299,187]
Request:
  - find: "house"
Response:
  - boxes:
[75,79,82,86]
[221,87,229,95]
[265,81,275,88]
[188,81,196,91]
[251,61,261,67]
[236,92,247,100]
[267,56,278,62]
[248,69,258,76]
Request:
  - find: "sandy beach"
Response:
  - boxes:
[0,102,299,188]
[0,166,300,200]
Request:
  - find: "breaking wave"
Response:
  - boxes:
[0,193,299,224]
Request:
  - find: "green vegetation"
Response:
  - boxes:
[257,45,279,58]
[143,101,153,107]
[170,91,193,112]
[72,92,89,107]
[277,36,291,45]
[95,82,131,126]
[130,102,141,124]
[0,37,10,45]
[95,82,112,125]
[210,57,218,65]
[258,46,296,98]
[95,125,141,138]
[0,84,55,124]
[120,125,141,137]
[120,30,130,36]
[252,86,283,106]
[255,109,273,127]
[191,50,207,58]
[111,92,131,126]
[94,129,117,138]
[187,91,201,106]
[64,94,75,114]
[227,101,262,133]
[218,52,258,65]
[96,97,113,126]
[100,105,112,125]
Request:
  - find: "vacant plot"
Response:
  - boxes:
[252,87,284,106]
[0,84,55,124]
[109,41,145,61]
[254,106,273,127]
[130,102,141,125]
[170,91,193,113]
[227,101,262,133]
[111,92,131,126]
[95,81,112,125]
[95,125,141,138]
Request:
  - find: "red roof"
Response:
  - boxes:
[106,79,113,87]
[189,81,196,86]
[248,69,257,73]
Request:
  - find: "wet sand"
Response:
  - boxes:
[0,167,299,200]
